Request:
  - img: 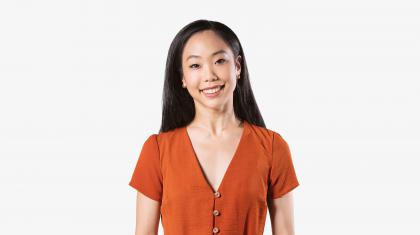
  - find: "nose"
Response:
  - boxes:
[205,76,218,82]
[203,64,219,82]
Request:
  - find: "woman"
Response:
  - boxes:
[129,19,300,235]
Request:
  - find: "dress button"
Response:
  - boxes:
[212,227,220,233]
[213,209,220,216]
[214,191,221,198]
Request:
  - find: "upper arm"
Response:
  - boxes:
[134,191,161,235]
[267,131,299,234]
[268,131,299,199]
[129,134,163,202]
[128,134,164,234]
[267,191,296,235]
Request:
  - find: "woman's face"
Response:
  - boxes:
[181,30,241,111]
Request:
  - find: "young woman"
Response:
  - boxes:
[129,19,300,235]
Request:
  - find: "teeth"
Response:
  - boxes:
[202,86,222,94]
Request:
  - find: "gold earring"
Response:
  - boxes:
[182,82,187,88]
[237,74,240,80]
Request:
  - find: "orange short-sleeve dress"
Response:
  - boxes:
[129,120,300,235]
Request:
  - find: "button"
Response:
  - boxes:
[213,209,220,216]
[212,227,220,233]
[214,191,221,198]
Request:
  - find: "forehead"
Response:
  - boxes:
[182,30,232,61]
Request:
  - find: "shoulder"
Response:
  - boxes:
[145,126,186,150]
[247,122,288,153]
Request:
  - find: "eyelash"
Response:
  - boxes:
[189,59,226,69]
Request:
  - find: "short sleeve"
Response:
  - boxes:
[128,134,163,202]
[268,131,300,199]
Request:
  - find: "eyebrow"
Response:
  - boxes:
[186,49,228,61]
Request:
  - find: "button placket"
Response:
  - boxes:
[212,191,222,233]
[213,209,220,216]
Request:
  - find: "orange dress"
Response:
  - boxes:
[129,120,300,235]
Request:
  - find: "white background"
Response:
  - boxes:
[1,0,419,234]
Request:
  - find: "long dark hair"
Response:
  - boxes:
[159,19,265,133]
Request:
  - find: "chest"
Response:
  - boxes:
[160,124,271,206]
[188,133,242,193]
[157,123,273,234]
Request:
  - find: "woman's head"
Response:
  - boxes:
[159,19,265,133]
[181,29,241,113]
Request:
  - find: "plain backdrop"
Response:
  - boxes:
[0,0,419,234]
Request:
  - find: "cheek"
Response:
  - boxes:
[225,80,237,93]
[224,67,238,85]
[186,77,201,88]
[183,71,200,86]
[219,65,234,76]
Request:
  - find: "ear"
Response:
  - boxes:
[235,55,242,76]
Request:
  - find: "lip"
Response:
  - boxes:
[201,84,225,98]
[200,84,225,92]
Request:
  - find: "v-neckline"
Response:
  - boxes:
[183,120,248,194]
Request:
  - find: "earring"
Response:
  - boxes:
[182,82,187,88]
[237,74,240,80]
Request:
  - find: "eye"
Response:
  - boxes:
[189,64,200,69]
[216,59,226,64]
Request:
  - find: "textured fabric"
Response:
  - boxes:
[129,120,300,235]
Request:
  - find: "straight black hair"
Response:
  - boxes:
[159,19,266,133]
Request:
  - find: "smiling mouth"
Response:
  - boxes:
[200,84,225,93]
